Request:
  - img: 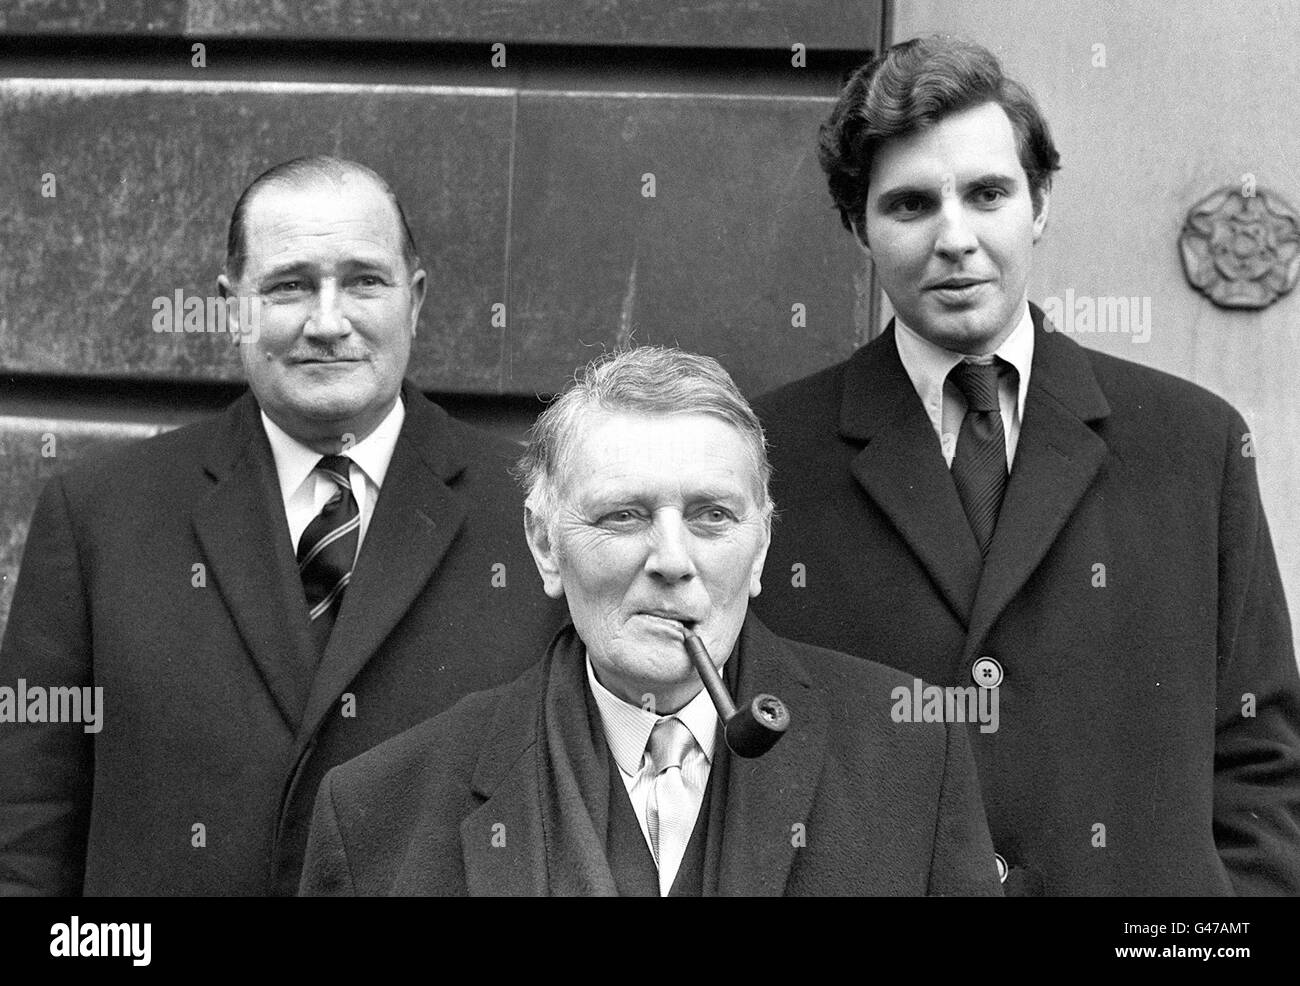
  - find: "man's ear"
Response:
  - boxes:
[524,507,566,599]
[407,267,427,337]
[1032,186,1051,244]
[748,513,772,599]
[216,273,242,343]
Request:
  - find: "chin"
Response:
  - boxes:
[289,401,367,430]
[641,644,697,683]
[290,381,380,418]
[925,319,1002,352]
[623,645,696,685]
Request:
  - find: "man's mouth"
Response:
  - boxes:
[638,610,698,630]
[927,277,988,291]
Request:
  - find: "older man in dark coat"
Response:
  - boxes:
[300,348,1003,896]
[0,156,565,895]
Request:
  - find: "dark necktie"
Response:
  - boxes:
[297,455,359,650]
[949,361,1008,558]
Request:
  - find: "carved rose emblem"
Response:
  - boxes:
[1180,187,1300,308]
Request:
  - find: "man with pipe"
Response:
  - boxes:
[299,346,1002,896]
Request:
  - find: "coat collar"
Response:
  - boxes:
[192,390,316,726]
[459,631,576,897]
[838,304,1111,647]
[191,382,472,735]
[839,324,986,624]
[714,613,826,896]
[458,614,826,896]
[295,382,471,753]
[963,305,1110,657]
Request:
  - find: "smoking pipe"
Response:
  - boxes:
[679,626,790,758]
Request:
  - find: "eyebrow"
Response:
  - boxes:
[875,172,1021,204]
[582,486,753,511]
[256,256,398,283]
[256,262,311,283]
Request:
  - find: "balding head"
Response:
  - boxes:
[224,156,420,282]
[215,155,427,453]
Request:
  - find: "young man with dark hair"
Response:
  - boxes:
[752,36,1300,896]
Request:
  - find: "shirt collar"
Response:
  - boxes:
[894,302,1034,419]
[260,395,406,498]
[585,653,720,776]
[995,304,1034,419]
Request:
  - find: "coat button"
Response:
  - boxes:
[972,656,1003,688]
[994,852,1008,883]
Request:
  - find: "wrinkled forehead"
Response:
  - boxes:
[556,408,766,506]
[242,172,406,259]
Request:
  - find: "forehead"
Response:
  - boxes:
[241,174,405,266]
[868,101,1024,191]
[564,410,758,500]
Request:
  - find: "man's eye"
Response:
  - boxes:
[692,507,735,527]
[598,510,643,527]
[890,196,929,218]
[268,280,306,295]
[974,187,1007,206]
[352,275,385,289]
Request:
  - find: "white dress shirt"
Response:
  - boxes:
[894,303,1034,470]
[586,656,718,894]
[260,396,405,555]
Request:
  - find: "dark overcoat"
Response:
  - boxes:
[751,305,1300,895]
[299,614,1003,896]
[0,383,566,895]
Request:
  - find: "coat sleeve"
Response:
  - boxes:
[1213,408,1300,894]
[0,476,94,895]
[298,768,358,896]
[926,720,1003,896]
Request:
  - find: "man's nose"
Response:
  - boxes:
[303,280,351,339]
[933,200,979,260]
[645,512,697,583]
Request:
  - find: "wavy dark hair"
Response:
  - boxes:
[819,36,1061,241]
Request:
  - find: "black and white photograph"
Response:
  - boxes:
[0,0,1295,967]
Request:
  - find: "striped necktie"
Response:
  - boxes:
[297,455,359,649]
[949,360,1009,558]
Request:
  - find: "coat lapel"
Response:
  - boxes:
[964,308,1112,657]
[294,386,470,752]
[716,615,826,896]
[459,650,620,897]
[459,698,550,896]
[457,618,828,896]
[843,327,984,626]
[192,393,316,728]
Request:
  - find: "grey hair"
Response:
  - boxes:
[516,346,774,535]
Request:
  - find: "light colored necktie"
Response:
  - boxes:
[646,716,696,896]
